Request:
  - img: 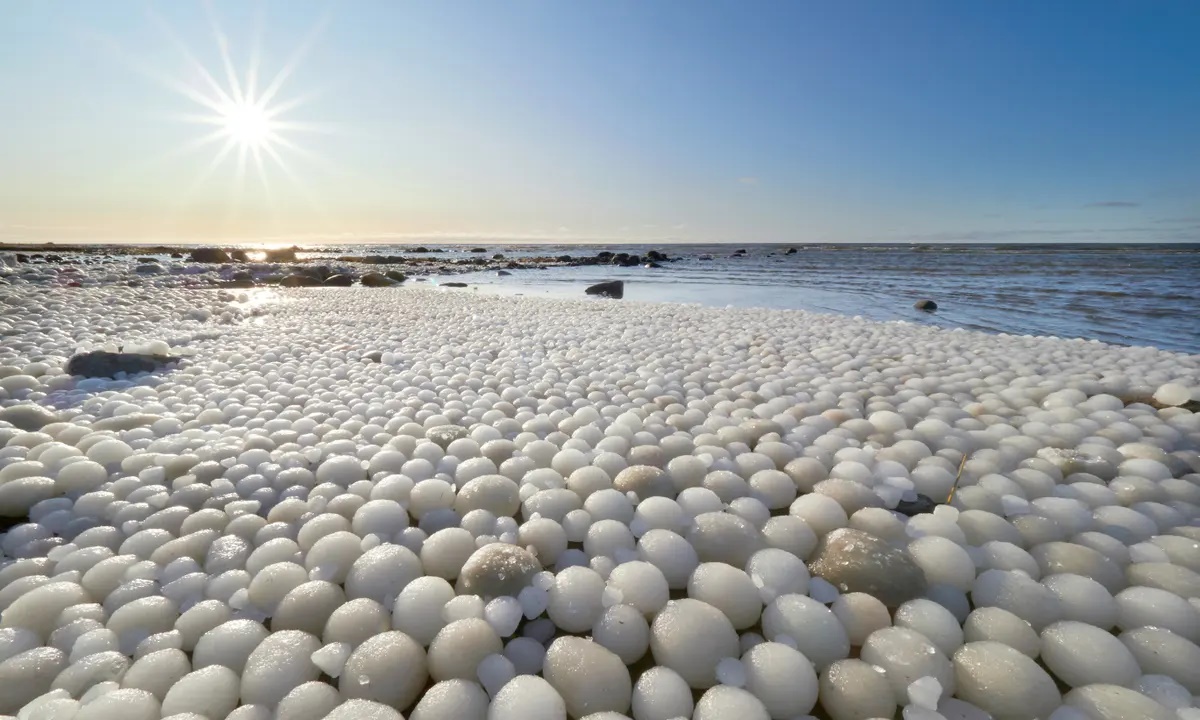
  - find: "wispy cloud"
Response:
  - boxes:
[1085,200,1139,208]
[737,177,759,185]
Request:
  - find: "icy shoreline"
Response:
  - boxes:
[1,285,1199,719]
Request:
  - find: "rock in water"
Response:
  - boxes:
[279,274,322,287]
[66,351,180,378]
[189,248,231,263]
[914,299,938,311]
[384,270,407,283]
[442,282,469,288]
[323,274,354,287]
[457,543,541,598]
[0,403,59,431]
[360,273,397,287]
[807,528,928,607]
[585,281,624,299]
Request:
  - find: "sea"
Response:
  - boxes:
[287,243,1200,355]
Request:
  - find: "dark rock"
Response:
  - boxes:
[442,282,469,288]
[785,247,797,255]
[914,299,938,311]
[646,250,668,262]
[384,270,407,283]
[734,248,747,255]
[278,274,322,287]
[229,250,250,262]
[323,274,354,287]
[645,262,663,269]
[470,247,487,253]
[67,351,180,379]
[807,528,928,607]
[15,253,30,263]
[360,272,397,287]
[497,270,512,276]
[364,351,383,363]
[231,271,254,283]
[264,247,298,263]
[411,246,431,253]
[896,493,938,517]
[585,280,624,299]
[170,252,185,258]
[556,255,573,262]
[189,248,230,263]
[492,254,505,260]
[136,257,158,263]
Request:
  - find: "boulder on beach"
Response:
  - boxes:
[360,272,398,287]
[785,247,797,254]
[470,247,487,253]
[230,249,250,262]
[323,274,354,287]
[586,280,624,298]
[914,299,938,311]
[385,270,407,283]
[279,274,322,287]
[264,247,298,263]
[442,282,469,288]
[189,248,230,263]
[66,351,180,379]
[807,528,928,607]
[497,270,512,276]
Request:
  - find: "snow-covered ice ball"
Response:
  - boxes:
[276,681,342,720]
[1119,627,1200,693]
[547,566,606,632]
[760,594,849,671]
[427,618,502,682]
[591,603,650,664]
[1041,573,1119,629]
[338,631,427,710]
[830,592,891,646]
[1063,684,1177,720]
[457,543,541,599]
[1040,620,1141,688]
[741,641,818,718]
[604,561,669,618]
[420,528,477,580]
[686,511,763,567]
[542,636,632,717]
[1114,586,1200,641]
[631,665,693,720]
[860,627,954,704]
[272,581,346,637]
[238,629,321,707]
[971,568,1063,631]
[488,675,567,720]
[392,576,455,647]
[687,562,762,629]
[408,679,490,720]
[635,529,699,589]
[649,598,739,688]
[952,641,1062,720]
[160,665,240,719]
[893,598,966,657]
[693,685,770,720]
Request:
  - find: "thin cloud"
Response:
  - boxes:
[737,177,759,185]
[1085,200,1140,208]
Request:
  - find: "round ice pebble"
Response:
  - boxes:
[393,576,455,647]
[542,636,632,717]
[760,594,849,670]
[604,561,669,618]
[1064,684,1176,720]
[741,641,818,718]
[428,619,502,681]
[408,679,489,720]
[0,646,67,713]
[686,512,763,567]
[339,631,427,710]
[953,641,1061,720]
[1040,620,1140,689]
[893,598,965,657]
[806,528,927,608]
[908,535,976,592]
[693,685,769,720]
[121,648,191,701]
[636,530,699,589]
[1120,627,1200,693]
[489,675,567,720]
[239,629,321,707]
[971,569,1063,631]
[860,627,953,704]
[548,566,606,633]
[1,580,90,639]
[52,651,130,698]
[272,581,346,636]
[1042,573,1118,629]
[421,528,476,580]
[1031,542,1125,594]
[687,562,762,629]
[160,665,240,719]
[276,681,342,720]
[1152,382,1191,406]
[613,465,672,498]
[819,658,897,720]
[73,688,161,720]
[344,544,423,605]
[831,593,891,646]
[1114,586,1200,641]
[194,620,269,674]
[592,604,650,665]
[790,493,849,536]
[744,547,810,599]
[324,699,405,720]
[631,665,693,720]
[962,607,1040,658]
[457,543,541,599]
[649,599,739,688]
[455,474,520,517]
[323,598,390,646]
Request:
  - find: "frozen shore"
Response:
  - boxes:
[1,285,1199,719]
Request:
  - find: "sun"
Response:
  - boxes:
[219,99,273,149]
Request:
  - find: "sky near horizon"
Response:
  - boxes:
[1,1,1198,245]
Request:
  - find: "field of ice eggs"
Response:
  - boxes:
[1,284,1199,720]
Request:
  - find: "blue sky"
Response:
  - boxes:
[1,1,1197,244]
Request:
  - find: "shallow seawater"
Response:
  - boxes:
[412,243,1200,354]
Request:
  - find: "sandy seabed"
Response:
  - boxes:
[1,285,1199,720]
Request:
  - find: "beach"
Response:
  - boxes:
[1,278,1199,718]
